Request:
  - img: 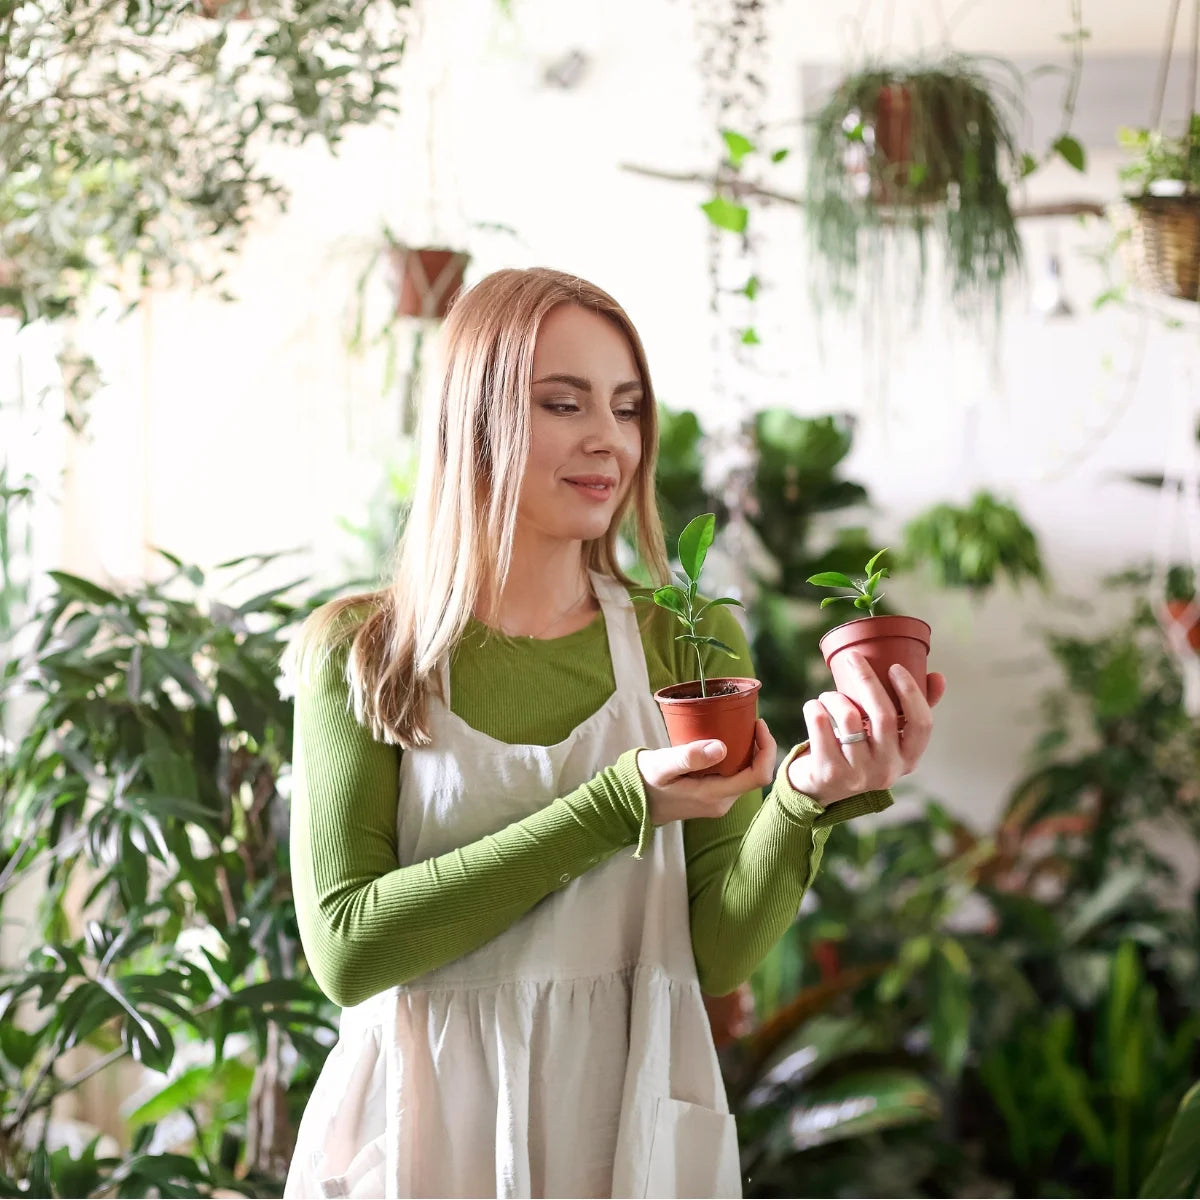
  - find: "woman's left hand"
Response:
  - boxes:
[784,650,947,809]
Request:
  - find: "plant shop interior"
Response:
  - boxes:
[2,0,1200,1196]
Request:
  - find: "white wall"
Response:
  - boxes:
[36,0,1200,841]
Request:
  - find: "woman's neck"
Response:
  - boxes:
[476,540,599,640]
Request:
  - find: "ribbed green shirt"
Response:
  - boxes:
[290,586,892,1006]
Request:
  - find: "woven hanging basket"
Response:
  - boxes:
[1122,194,1200,302]
[386,246,469,319]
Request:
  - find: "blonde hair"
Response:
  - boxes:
[285,267,670,748]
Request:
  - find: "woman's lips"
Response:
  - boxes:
[564,479,615,501]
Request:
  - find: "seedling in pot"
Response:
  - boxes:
[807,547,933,715]
[635,513,743,698]
[807,548,890,618]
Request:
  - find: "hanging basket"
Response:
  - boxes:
[386,246,469,319]
[1120,194,1200,302]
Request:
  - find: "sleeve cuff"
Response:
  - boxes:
[611,747,656,859]
[775,742,895,829]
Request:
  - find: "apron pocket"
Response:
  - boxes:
[315,1134,388,1199]
[642,1096,741,1199]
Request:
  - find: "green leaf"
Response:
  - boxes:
[907,162,928,187]
[697,596,743,617]
[820,596,848,609]
[930,940,971,1079]
[864,548,889,576]
[1053,134,1086,172]
[1141,1080,1200,1197]
[721,129,755,169]
[807,571,856,588]
[691,635,738,658]
[741,327,761,345]
[742,274,760,300]
[700,196,749,234]
[47,570,121,607]
[1020,151,1039,177]
[853,595,872,609]
[771,148,789,163]
[650,586,688,619]
[677,513,716,583]
[787,1068,939,1150]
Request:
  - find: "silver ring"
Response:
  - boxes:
[836,730,869,745]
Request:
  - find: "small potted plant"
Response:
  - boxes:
[637,513,761,777]
[1117,114,1200,302]
[807,549,931,716]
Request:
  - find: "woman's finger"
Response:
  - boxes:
[803,697,843,766]
[926,671,947,708]
[818,691,868,761]
[890,663,934,770]
[711,719,776,795]
[839,650,899,741]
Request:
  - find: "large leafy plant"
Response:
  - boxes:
[730,577,1200,1197]
[0,552,351,1196]
[0,0,412,327]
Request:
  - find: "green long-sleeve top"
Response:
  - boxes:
[290,585,893,1007]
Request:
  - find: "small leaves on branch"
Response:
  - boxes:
[634,513,743,698]
[807,548,890,617]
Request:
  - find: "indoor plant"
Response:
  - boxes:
[900,490,1047,597]
[807,549,932,714]
[1117,114,1200,302]
[804,54,1024,320]
[637,513,761,777]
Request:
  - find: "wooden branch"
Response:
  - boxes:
[619,161,1109,221]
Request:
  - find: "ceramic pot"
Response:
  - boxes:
[387,246,469,318]
[819,615,931,718]
[652,677,762,778]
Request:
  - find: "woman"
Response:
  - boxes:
[283,267,945,1199]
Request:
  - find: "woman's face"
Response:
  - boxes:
[518,303,645,548]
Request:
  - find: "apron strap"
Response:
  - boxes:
[589,571,653,697]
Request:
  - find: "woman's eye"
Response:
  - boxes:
[616,407,641,421]
[544,402,579,413]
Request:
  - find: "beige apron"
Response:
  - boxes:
[285,570,741,1198]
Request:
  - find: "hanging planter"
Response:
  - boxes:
[1117,118,1200,302]
[805,55,1023,317]
[385,245,469,319]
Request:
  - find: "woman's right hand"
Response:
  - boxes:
[637,719,776,825]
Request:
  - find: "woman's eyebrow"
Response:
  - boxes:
[532,373,643,395]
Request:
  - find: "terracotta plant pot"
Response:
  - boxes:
[653,677,762,778]
[386,246,469,318]
[1163,598,1200,652]
[857,81,952,205]
[819,615,932,720]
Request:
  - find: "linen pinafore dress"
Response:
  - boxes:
[285,571,741,1198]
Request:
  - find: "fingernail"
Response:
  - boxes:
[705,741,725,757]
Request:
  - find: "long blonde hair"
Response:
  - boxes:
[285,267,670,748]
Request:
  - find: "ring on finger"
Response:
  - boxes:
[836,729,869,745]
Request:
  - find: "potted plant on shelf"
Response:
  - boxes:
[807,549,931,715]
[804,54,1024,320]
[1116,114,1200,302]
[637,513,761,777]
